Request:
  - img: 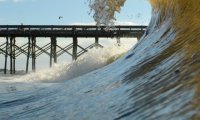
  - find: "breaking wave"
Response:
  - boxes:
[0,0,200,120]
[1,44,132,83]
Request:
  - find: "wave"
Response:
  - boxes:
[0,0,199,119]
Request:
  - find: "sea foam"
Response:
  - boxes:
[7,44,134,83]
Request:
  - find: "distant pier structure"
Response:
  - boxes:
[0,25,147,74]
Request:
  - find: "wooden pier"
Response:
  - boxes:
[0,25,147,74]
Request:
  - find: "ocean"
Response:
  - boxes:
[0,0,200,119]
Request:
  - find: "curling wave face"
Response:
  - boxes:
[0,0,200,119]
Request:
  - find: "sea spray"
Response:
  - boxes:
[89,0,126,27]
[11,44,133,83]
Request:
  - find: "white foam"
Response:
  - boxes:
[5,44,133,83]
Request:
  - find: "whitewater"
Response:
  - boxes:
[0,44,131,83]
[0,0,200,120]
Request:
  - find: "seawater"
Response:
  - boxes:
[0,0,200,120]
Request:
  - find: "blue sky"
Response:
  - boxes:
[0,0,151,25]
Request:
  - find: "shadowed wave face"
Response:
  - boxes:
[0,0,200,120]
[121,0,200,119]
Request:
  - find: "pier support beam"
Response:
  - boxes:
[50,36,57,67]
[117,37,121,46]
[4,37,9,74]
[53,37,57,63]
[32,37,36,72]
[9,37,15,74]
[50,38,52,67]
[13,37,16,74]
[10,37,13,74]
[72,36,78,60]
[137,36,140,41]
[95,36,99,48]
[137,34,143,41]
[26,37,31,73]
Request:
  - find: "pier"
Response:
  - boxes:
[0,25,147,74]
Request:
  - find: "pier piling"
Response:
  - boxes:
[26,37,31,73]
[72,36,78,60]
[50,36,57,67]
[32,37,36,72]
[4,37,8,74]
[95,36,99,48]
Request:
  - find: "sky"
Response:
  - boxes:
[0,0,152,70]
[0,0,151,25]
